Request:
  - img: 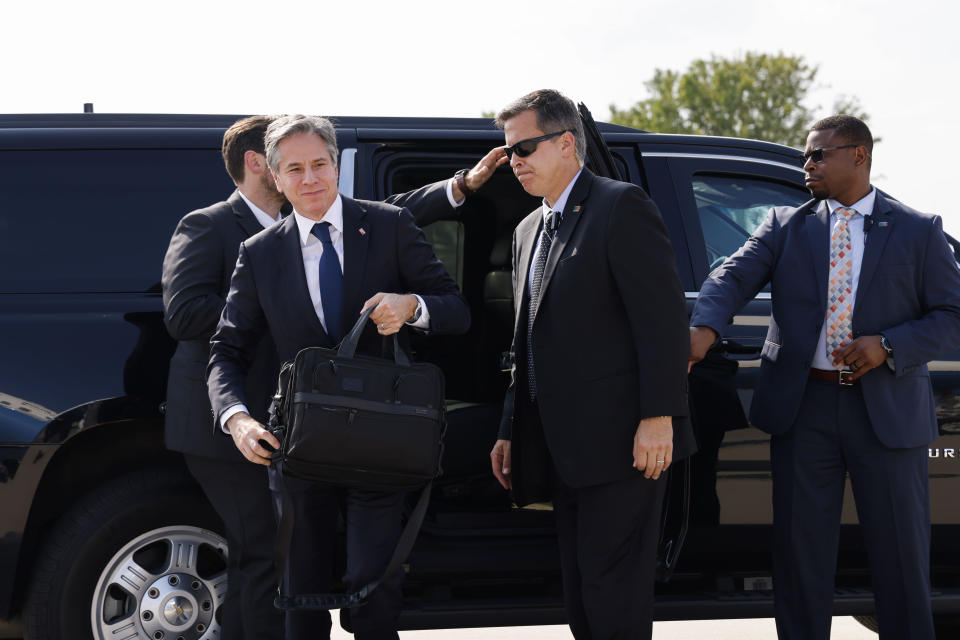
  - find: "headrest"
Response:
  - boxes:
[488,234,512,268]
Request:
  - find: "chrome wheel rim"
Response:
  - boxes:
[91,525,228,640]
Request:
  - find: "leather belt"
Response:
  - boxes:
[809,368,857,386]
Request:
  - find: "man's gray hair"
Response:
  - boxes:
[495,89,586,163]
[264,114,339,172]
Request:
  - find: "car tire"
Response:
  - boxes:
[24,467,228,640]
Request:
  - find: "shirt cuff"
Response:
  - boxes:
[220,403,249,433]
[446,179,465,208]
[405,294,431,329]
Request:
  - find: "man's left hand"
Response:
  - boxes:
[633,416,673,480]
[362,293,418,335]
[832,335,888,381]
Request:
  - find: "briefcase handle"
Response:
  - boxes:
[338,304,411,367]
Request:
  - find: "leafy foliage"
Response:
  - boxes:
[609,52,871,148]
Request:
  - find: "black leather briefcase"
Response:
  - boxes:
[269,306,446,610]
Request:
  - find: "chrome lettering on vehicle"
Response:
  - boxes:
[929,449,957,459]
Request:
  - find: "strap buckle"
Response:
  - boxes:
[838,369,854,386]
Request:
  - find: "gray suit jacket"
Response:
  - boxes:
[691,192,960,448]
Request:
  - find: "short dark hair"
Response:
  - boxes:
[222,115,275,184]
[264,115,338,172]
[495,89,586,162]
[810,114,873,155]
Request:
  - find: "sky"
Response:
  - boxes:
[5,0,958,235]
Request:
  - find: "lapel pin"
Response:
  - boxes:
[358,228,366,236]
[877,221,889,228]
[572,205,582,214]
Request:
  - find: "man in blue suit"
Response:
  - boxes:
[690,115,960,639]
[207,114,470,640]
[163,115,498,640]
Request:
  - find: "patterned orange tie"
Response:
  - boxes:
[826,207,857,362]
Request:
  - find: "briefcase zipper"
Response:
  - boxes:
[319,406,359,424]
[293,392,440,421]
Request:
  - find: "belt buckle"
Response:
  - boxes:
[838,369,854,386]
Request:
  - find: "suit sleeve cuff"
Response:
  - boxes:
[220,403,248,433]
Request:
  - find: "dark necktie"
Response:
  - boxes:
[526,210,559,400]
[310,222,343,342]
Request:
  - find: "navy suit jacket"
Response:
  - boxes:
[691,192,960,448]
[163,182,455,459]
[206,195,470,424]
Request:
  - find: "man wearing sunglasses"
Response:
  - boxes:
[490,89,694,639]
[689,115,960,639]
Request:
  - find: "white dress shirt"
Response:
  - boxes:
[221,193,431,429]
[445,178,464,208]
[810,188,877,370]
[528,168,583,294]
[237,191,280,229]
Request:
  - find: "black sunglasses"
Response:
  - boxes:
[802,144,858,163]
[504,130,573,159]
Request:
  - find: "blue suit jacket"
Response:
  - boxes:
[691,192,960,448]
[162,182,455,456]
[206,196,470,423]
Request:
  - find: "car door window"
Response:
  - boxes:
[693,174,809,271]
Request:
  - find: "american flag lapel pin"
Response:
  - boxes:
[358,227,366,236]
[572,205,582,214]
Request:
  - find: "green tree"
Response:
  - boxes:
[609,52,871,148]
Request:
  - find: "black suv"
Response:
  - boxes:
[1,114,958,640]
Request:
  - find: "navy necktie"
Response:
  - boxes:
[526,210,559,400]
[310,222,343,341]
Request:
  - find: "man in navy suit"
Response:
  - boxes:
[163,115,498,640]
[206,114,469,640]
[690,115,960,639]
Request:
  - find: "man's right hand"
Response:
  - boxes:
[490,439,512,490]
[689,326,718,372]
[451,147,508,201]
[226,412,281,466]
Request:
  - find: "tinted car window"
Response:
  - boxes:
[693,174,808,270]
[0,149,232,293]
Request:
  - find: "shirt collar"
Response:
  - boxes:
[542,168,584,220]
[294,194,344,246]
[827,187,876,218]
[237,190,281,229]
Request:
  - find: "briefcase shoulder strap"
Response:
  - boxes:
[272,462,433,611]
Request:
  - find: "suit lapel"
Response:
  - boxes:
[854,194,894,315]
[276,214,330,340]
[340,197,369,328]
[804,200,830,314]
[513,214,540,328]
[228,190,267,239]
[534,169,593,320]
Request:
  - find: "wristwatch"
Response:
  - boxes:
[408,298,423,324]
[454,169,474,198]
[880,334,894,358]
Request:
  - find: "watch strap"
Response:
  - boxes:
[454,169,473,198]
